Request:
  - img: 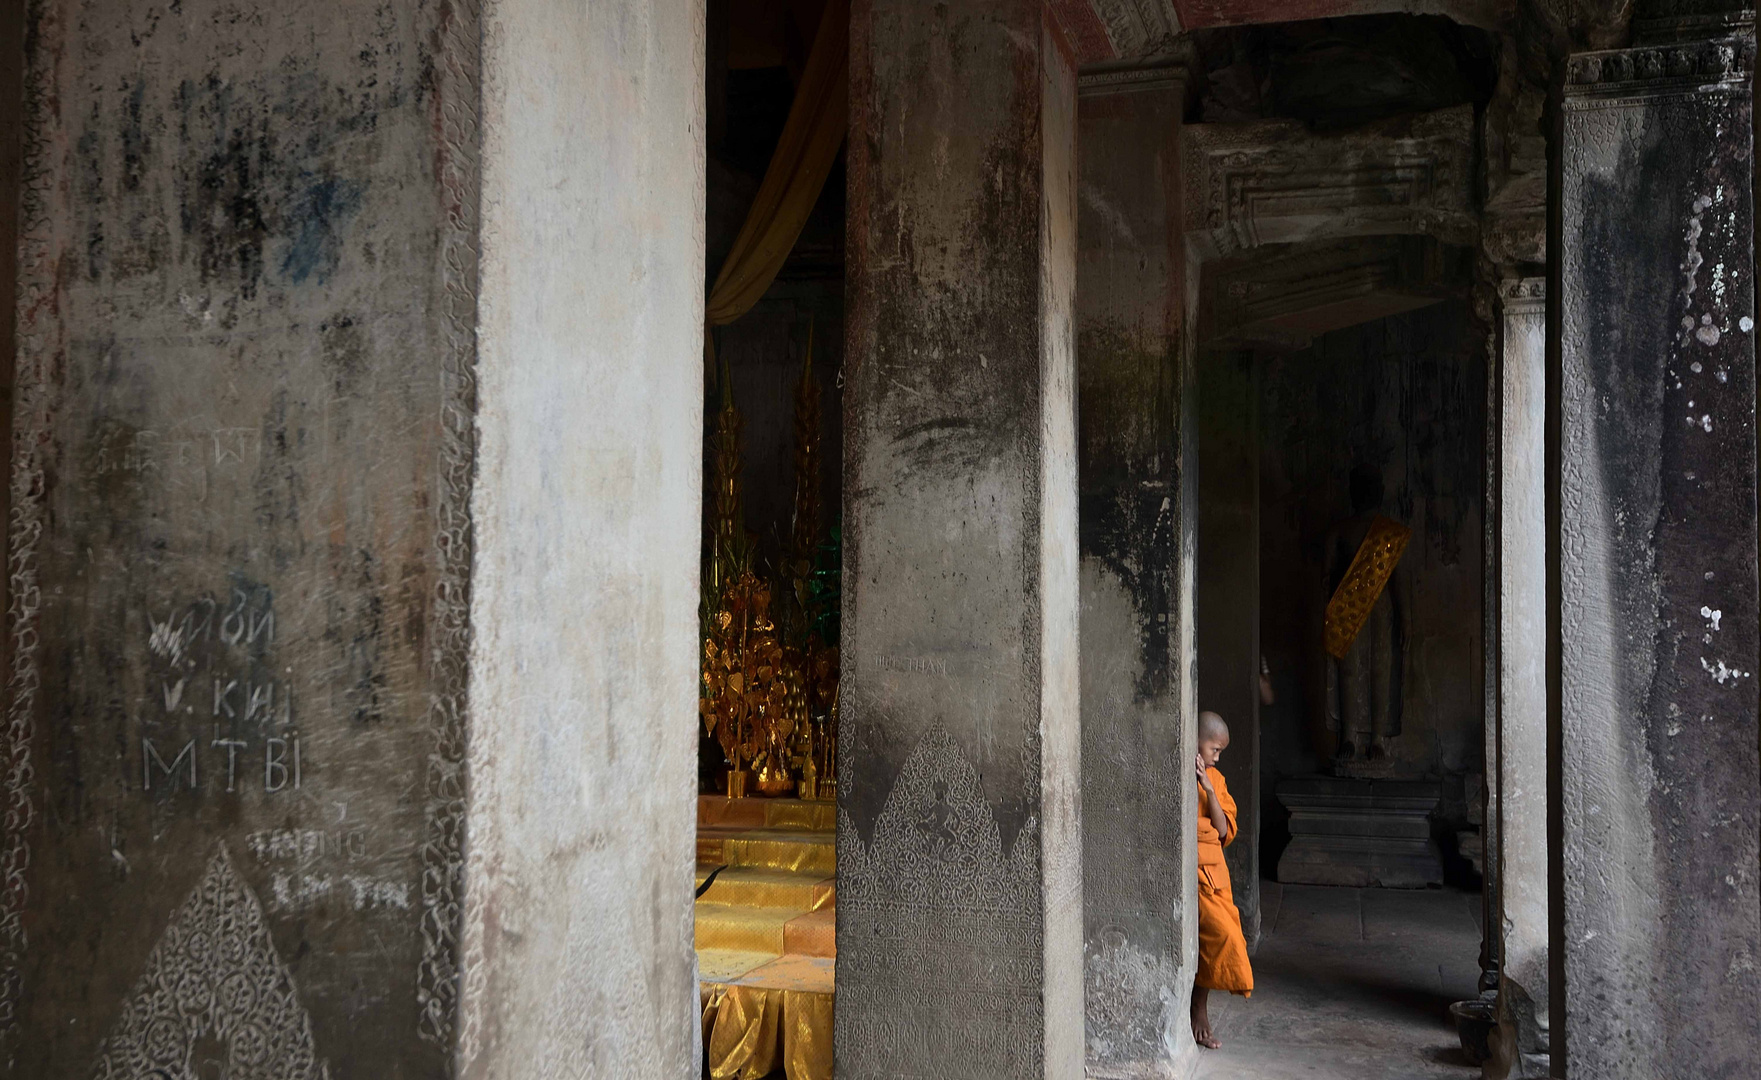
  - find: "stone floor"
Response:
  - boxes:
[1195,882,1484,1080]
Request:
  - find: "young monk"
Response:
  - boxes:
[1193,710,1253,1049]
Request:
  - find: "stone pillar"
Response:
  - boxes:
[0,0,17,623]
[1479,301,1502,999]
[1488,278,1548,1079]
[6,0,702,1075]
[1197,349,1260,947]
[1074,62,1199,1078]
[458,0,704,1073]
[1558,22,1761,1076]
[838,2,1082,1077]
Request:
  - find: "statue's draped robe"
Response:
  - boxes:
[1197,768,1254,996]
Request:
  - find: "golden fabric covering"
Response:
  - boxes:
[702,957,834,1080]
[696,902,799,953]
[698,795,838,832]
[699,948,782,983]
[1323,515,1412,659]
[718,832,837,876]
[696,795,836,1078]
[781,908,835,957]
[693,865,835,910]
[705,0,849,355]
[762,799,837,832]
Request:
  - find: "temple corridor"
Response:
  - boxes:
[2,0,1757,1071]
[1198,884,1483,1080]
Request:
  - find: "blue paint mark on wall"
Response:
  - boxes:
[280,174,365,284]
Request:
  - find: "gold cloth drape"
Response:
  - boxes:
[702,980,832,1080]
[1323,515,1412,659]
[705,0,848,358]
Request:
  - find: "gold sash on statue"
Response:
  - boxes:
[1323,515,1412,659]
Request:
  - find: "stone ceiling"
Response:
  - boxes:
[1052,0,1506,64]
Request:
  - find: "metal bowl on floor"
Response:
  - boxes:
[1449,997,1496,1066]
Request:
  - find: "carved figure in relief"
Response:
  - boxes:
[1322,463,1410,771]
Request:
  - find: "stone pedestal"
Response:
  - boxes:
[1557,19,1761,1077]
[1276,778,1443,888]
[1076,60,1198,1079]
[838,2,1082,1076]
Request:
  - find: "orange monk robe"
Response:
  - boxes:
[1196,767,1253,997]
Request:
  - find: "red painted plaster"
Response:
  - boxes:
[1047,0,1115,65]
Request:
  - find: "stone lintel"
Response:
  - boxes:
[1201,235,1460,350]
[1631,0,1756,45]
[1077,59,1192,98]
[1564,32,1754,102]
[1181,106,1477,260]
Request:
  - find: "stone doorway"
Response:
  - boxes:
[1182,18,1505,1074]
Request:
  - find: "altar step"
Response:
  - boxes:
[700,794,836,832]
[694,900,837,956]
[694,795,836,990]
[696,827,837,877]
[692,864,836,911]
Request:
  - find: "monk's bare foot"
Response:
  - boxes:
[1191,988,1221,1049]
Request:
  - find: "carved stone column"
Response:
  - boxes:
[1479,280,1502,1001]
[838,2,1083,1076]
[1075,61,1199,1079]
[1558,17,1761,1075]
[1488,277,1548,1079]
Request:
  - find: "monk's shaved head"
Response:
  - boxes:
[1199,711,1230,742]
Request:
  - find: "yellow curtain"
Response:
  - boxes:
[706,0,848,353]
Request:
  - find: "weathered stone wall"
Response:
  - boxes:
[458,0,703,1073]
[1557,30,1761,1076]
[8,0,703,1075]
[1259,299,1487,846]
[11,0,471,1071]
[839,1,1082,1074]
[1076,66,1199,1079]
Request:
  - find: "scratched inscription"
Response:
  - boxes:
[876,654,950,676]
[91,420,264,480]
[138,583,307,797]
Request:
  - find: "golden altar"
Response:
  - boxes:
[696,795,836,1079]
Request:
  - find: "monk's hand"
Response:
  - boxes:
[1194,754,1212,789]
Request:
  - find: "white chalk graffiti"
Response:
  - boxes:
[139,736,302,794]
[247,829,368,864]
